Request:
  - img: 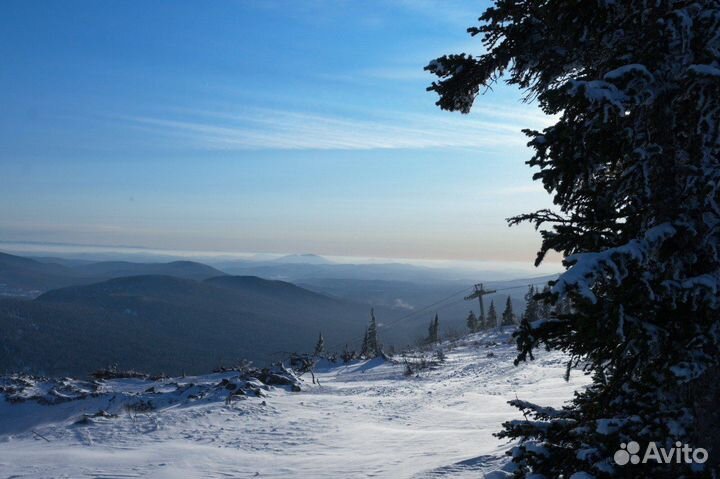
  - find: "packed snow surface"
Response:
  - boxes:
[0,330,588,478]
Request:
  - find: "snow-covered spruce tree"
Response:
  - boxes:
[487,300,498,330]
[501,296,515,328]
[360,330,369,358]
[467,310,479,333]
[427,2,720,477]
[538,285,552,320]
[365,308,380,358]
[314,332,324,356]
[521,285,540,325]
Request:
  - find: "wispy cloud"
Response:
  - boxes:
[117,105,553,152]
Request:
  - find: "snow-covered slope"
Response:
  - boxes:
[0,330,588,478]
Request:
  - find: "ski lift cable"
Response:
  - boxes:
[384,285,476,324]
[318,274,558,353]
[382,276,556,330]
[318,286,475,354]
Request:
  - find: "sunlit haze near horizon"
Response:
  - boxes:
[1,1,560,268]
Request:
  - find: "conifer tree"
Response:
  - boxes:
[341,344,354,363]
[501,296,515,327]
[314,332,324,356]
[360,330,369,358]
[486,301,497,330]
[428,2,720,476]
[466,310,478,333]
[427,313,440,343]
[364,308,380,357]
[521,285,539,325]
[537,285,552,320]
[556,294,572,316]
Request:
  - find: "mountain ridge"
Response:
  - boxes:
[0,274,401,376]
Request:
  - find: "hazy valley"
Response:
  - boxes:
[0,250,549,377]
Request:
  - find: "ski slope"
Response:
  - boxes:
[0,330,588,478]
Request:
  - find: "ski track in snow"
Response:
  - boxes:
[0,331,588,478]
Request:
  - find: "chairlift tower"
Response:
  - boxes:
[464,283,497,327]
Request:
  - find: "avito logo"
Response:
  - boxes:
[614,441,708,466]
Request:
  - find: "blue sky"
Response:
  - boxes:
[0,1,557,265]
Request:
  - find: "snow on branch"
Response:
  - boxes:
[567,80,626,111]
[552,223,677,303]
[687,64,720,78]
[509,399,571,419]
[603,64,653,82]
[567,63,657,112]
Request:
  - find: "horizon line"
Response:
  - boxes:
[0,239,563,271]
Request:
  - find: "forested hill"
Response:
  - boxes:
[0,275,401,377]
[0,251,225,296]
